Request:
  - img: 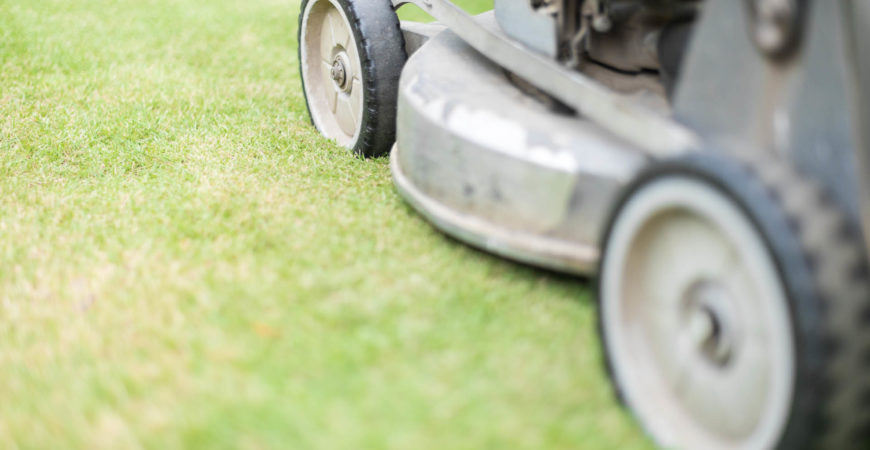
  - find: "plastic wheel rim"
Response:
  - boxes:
[300,0,365,148]
[601,177,795,450]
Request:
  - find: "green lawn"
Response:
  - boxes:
[0,0,652,448]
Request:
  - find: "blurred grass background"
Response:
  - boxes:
[399,0,492,20]
[0,0,652,448]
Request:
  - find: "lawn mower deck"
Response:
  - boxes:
[392,16,648,273]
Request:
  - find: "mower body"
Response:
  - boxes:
[297,0,870,447]
[391,0,870,274]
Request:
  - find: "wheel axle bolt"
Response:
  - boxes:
[331,59,347,89]
[689,308,716,346]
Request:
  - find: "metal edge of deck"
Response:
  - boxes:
[390,143,599,275]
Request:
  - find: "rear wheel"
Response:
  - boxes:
[298,0,406,157]
[598,153,870,449]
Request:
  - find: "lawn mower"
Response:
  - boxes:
[297,0,870,448]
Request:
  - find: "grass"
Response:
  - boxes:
[0,0,652,448]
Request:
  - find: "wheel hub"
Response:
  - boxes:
[682,281,738,367]
[330,52,352,92]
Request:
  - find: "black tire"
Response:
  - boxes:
[298,0,406,157]
[597,152,870,449]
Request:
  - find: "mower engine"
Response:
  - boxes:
[498,0,699,83]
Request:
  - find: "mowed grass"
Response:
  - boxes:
[0,0,652,448]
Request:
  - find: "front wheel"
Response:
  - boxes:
[298,0,406,157]
[597,153,870,449]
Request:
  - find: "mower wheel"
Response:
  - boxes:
[298,0,406,157]
[597,152,870,449]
